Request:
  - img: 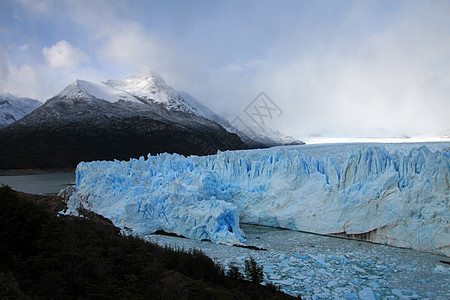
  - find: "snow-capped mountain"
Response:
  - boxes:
[0,93,42,129]
[0,70,303,169]
[54,79,141,104]
[107,71,303,147]
[78,70,302,148]
[104,71,191,110]
[53,70,234,123]
[49,71,246,137]
[0,71,248,169]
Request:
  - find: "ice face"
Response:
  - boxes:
[66,154,245,244]
[65,143,450,256]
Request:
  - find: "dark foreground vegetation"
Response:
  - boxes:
[0,186,296,299]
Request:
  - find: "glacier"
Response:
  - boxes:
[64,142,450,256]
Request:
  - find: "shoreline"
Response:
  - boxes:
[0,168,75,176]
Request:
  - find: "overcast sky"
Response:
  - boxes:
[0,0,449,140]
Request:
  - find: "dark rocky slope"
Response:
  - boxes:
[0,94,246,169]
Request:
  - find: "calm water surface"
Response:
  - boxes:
[0,173,75,195]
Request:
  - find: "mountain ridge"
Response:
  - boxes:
[0,71,302,170]
[0,94,42,129]
[0,73,247,169]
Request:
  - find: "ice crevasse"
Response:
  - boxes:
[64,143,450,256]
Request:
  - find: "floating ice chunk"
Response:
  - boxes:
[392,289,419,299]
[433,264,450,274]
[425,291,437,298]
[289,256,299,263]
[293,275,308,280]
[417,279,431,284]
[344,292,358,299]
[294,254,311,260]
[264,262,275,269]
[273,279,294,285]
[359,287,375,300]
[279,254,290,260]
[326,280,338,287]
[315,260,331,268]
[352,265,367,273]
[335,287,347,293]
[309,254,328,263]
[312,291,331,299]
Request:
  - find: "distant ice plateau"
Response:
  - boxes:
[64,142,450,256]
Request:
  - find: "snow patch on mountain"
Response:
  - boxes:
[0,93,42,128]
[104,71,233,122]
[53,70,302,147]
[54,72,229,121]
[104,70,176,104]
[55,79,140,103]
[64,142,449,256]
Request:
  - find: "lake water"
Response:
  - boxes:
[0,172,75,195]
[146,224,450,299]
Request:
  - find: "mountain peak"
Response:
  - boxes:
[104,70,172,101]
[133,68,166,84]
[55,80,86,99]
[0,92,16,99]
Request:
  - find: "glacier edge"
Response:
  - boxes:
[64,143,450,256]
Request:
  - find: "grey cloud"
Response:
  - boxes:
[3,0,449,139]
[0,47,11,92]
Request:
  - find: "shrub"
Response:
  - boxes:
[227,261,244,281]
[0,186,295,299]
[244,257,264,284]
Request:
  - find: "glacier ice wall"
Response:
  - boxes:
[65,155,244,244]
[65,143,450,256]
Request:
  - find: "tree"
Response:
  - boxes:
[244,257,264,284]
[227,261,244,281]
